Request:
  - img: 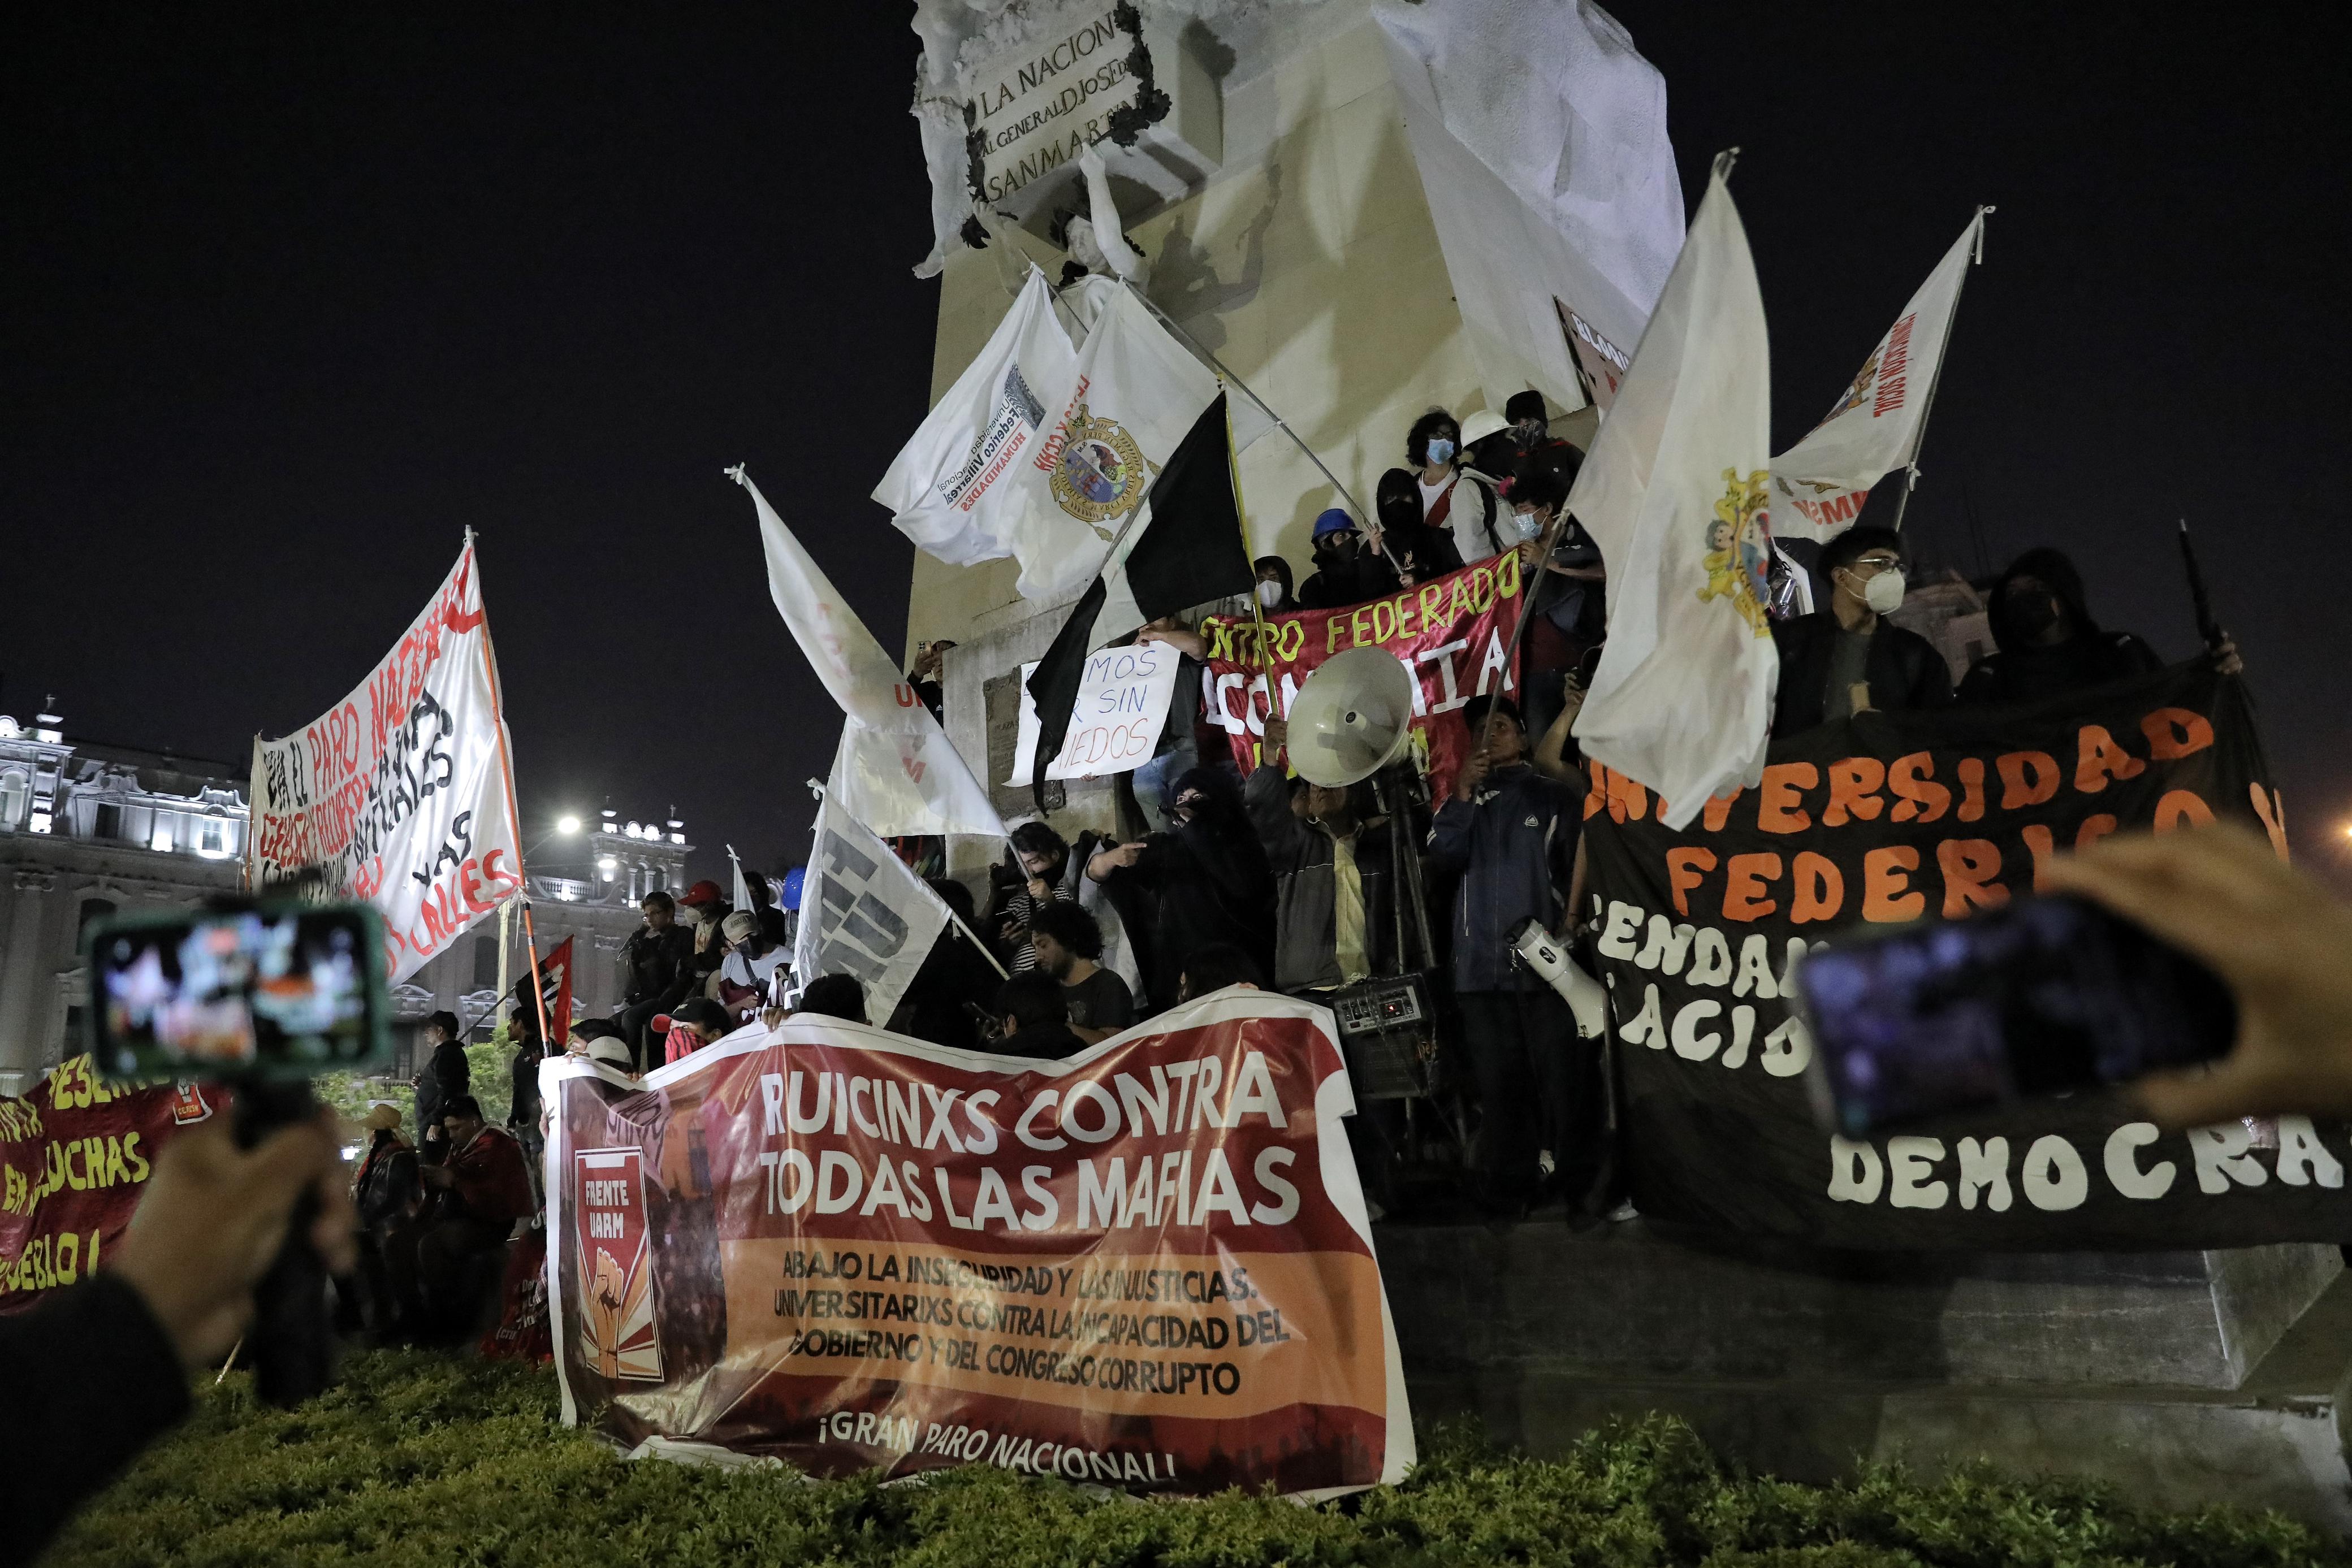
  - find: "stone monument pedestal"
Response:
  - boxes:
[1377,1219,2351,1528]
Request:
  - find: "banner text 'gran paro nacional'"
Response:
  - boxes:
[543,993,1411,1498]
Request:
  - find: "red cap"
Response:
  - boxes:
[650,1013,673,1036]
[679,879,725,907]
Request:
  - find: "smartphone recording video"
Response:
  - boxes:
[1793,893,2237,1138]
[86,903,392,1082]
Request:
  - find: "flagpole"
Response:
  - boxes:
[520,897,551,1044]
[1222,390,1289,729]
[1126,281,1376,539]
[1890,205,1994,532]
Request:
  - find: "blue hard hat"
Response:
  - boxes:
[1312,508,1357,540]
[781,865,807,911]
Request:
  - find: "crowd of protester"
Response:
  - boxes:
[341,388,2259,1353]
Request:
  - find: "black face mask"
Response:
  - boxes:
[2008,590,2065,640]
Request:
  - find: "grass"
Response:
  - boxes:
[41,1352,2345,1566]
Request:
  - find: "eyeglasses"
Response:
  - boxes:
[1848,556,1901,573]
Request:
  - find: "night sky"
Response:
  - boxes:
[6,5,2344,889]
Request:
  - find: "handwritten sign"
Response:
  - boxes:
[249,543,522,984]
[1006,642,1181,783]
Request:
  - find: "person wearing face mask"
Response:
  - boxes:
[675,880,734,1000]
[1505,389,1581,490]
[1769,525,1953,738]
[1505,465,1606,744]
[1298,509,1400,610]
[1956,547,2197,706]
[1251,555,1296,615]
[1374,467,1463,586]
[1407,408,1512,566]
[1087,766,1275,1013]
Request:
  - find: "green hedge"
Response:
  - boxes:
[42,1352,2343,1567]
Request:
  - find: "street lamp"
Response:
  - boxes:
[557,813,582,835]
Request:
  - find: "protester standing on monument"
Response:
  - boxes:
[409,1009,470,1168]
[1506,389,1583,491]
[1957,546,2239,704]
[1246,718,1393,991]
[1426,692,1593,1215]
[905,638,955,722]
[1375,465,1463,585]
[1089,766,1276,1013]
[1298,509,1401,610]
[1252,556,1298,614]
[676,879,732,998]
[985,821,1080,973]
[1769,524,1953,737]
[1508,463,1606,744]
[1028,900,1135,1043]
[617,890,697,1070]
[1408,408,1513,566]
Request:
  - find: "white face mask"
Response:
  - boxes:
[1513,509,1546,542]
[1254,579,1283,610]
[1858,567,1905,615]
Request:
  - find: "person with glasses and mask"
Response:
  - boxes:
[1769,524,1953,738]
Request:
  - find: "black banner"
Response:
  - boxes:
[1582,664,2349,1249]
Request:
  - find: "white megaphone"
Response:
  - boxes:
[1286,647,1416,786]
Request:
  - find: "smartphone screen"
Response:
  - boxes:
[1793,893,2237,1137]
[87,903,393,1082]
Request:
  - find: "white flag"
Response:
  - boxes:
[1570,167,1775,830]
[1770,210,1986,540]
[873,266,1078,569]
[248,541,523,984]
[999,281,1222,604]
[736,468,1005,839]
[793,793,953,1025]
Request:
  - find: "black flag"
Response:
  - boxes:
[1026,393,1255,807]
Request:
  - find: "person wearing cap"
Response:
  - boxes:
[716,909,790,1022]
[661,997,735,1065]
[1407,406,1513,566]
[1506,388,1581,480]
[1426,690,1593,1218]
[1297,508,1401,611]
[348,1102,419,1337]
[565,1019,637,1074]
[675,880,734,1000]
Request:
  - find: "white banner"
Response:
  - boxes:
[1004,642,1181,784]
[793,795,953,1026]
[1570,167,1776,830]
[738,469,1006,840]
[874,267,1078,570]
[1770,211,1984,540]
[248,542,522,985]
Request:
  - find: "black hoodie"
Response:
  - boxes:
[1957,548,2161,706]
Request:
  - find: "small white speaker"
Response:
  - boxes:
[1286,647,1415,786]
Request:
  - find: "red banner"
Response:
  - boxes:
[1,1058,214,1306]
[539,935,575,1045]
[1198,556,1525,799]
[543,993,1411,1498]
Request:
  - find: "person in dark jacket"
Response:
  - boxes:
[905,638,956,722]
[1298,508,1402,610]
[1029,899,1135,1043]
[989,971,1087,1061]
[1374,466,1464,586]
[349,1102,420,1336]
[1251,555,1298,614]
[1956,546,2191,705]
[1244,720,1393,992]
[1088,766,1277,1013]
[388,1094,534,1340]
[1770,524,1953,738]
[617,890,697,1070]
[745,869,793,948]
[1426,693,1588,1214]
[410,1009,470,1167]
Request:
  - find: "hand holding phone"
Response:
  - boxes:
[1795,889,2237,1137]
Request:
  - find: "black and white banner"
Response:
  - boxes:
[1581,663,2347,1249]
